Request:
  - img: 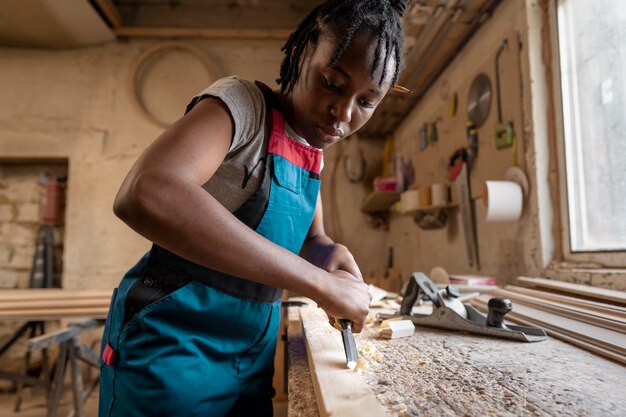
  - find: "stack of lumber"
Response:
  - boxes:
[0,289,113,321]
[468,277,626,365]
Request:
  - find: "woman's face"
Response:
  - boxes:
[285,30,396,150]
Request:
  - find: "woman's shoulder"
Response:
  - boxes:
[186,76,263,114]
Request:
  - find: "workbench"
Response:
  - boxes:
[286,303,626,417]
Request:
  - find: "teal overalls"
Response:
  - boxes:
[99,82,322,417]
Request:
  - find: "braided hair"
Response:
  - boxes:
[277,0,408,94]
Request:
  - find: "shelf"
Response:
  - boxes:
[361,191,400,214]
[400,203,458,230]
[400,203,458,217]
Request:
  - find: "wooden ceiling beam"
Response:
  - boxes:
[114,26,291,40]
[93,0,123,27]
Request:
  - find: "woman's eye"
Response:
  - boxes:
[358,99,375,109]
[323,77,341,92]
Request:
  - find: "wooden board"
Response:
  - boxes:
[517,277,626,305]
[505,285,626,316]
[289,304,626,417]
[0,299,111,310]
[488,288,626,333]
[0,289,113,302]
[491,312,626,366]
[0,308,109,321]
[300,307,388,417]
[471,295,626,358]
[0,289,112,320]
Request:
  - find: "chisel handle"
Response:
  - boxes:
[338,319,352,331]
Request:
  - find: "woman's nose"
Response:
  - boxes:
[330,98,353,123]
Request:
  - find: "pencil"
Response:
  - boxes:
[393,84,411,93]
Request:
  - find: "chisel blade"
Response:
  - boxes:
[338,319,358,370]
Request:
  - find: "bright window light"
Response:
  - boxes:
[557,0,626,252]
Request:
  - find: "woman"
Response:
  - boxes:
[99,1,408,416]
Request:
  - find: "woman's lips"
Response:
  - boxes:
[318,125,343,142]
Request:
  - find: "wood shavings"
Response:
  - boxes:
[354,358,369,375]
[358,341,384,364]
[365,316,378,328]
[359,341,377,356]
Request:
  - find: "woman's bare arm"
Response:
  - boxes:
[113,97,370,330]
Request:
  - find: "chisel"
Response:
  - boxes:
[338,319,358,370]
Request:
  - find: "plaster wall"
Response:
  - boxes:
[0,39,283,289]
[322,0,548,285]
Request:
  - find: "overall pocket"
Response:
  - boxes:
[122,271,191,328]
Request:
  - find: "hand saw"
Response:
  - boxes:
[450,149,479,269]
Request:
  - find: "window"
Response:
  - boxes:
[557,0,626,253]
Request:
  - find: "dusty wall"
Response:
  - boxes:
[0,0,569,292]
[0,39,283,290]
[321,0,547,286]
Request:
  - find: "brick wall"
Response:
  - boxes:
[0,162,66,289]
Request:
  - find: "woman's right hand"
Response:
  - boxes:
[315,270,371,333]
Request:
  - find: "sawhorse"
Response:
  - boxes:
[25,319,103,417]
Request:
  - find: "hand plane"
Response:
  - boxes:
[378,272,546,342]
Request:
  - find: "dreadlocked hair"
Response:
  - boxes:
[277,0,408,94]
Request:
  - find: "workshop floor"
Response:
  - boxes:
[0,390,289,416]
[0,388,99,417]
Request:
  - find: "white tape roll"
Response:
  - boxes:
[400,190,420,212]
[431,183,449,206]
[482,181,523,222]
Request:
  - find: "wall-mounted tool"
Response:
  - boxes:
[418,123,428,151]
[428,117,442,146]
[494,39,515,149]
[449,148,479,269]
[449,92,458,117]
[466,120,478,162]
[467,73,492,128]
[379,273,547,342]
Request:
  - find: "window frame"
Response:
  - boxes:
[549,0,626,267]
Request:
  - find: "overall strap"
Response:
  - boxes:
[254,80,282,113]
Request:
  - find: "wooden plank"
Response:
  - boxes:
[0,308,108,321]
[489,289,626,334]
[93,0,122,27]
[0,299,111,310]
[287,302,320,417]
[300,307,388,417]
[471,302,626,366]
[0,289,112,302]
[471,296,626,356]
[113,26,291,40]
[517,277,626,305]
[505,285,626,316]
